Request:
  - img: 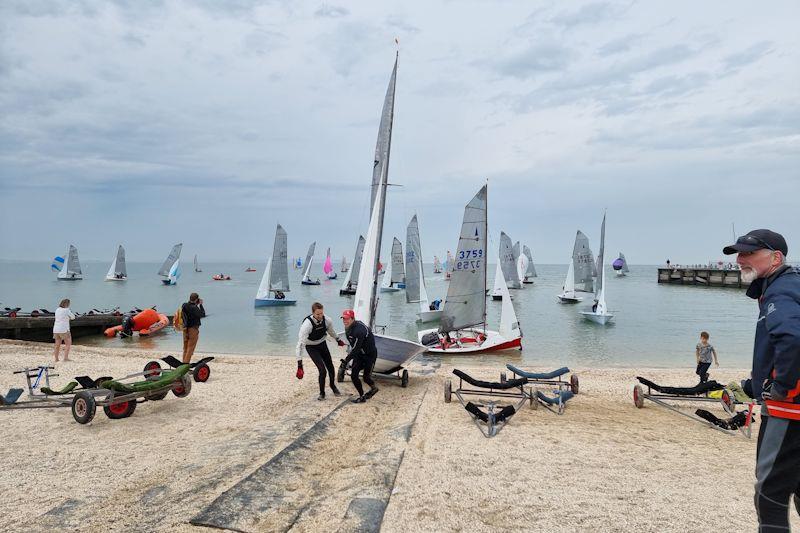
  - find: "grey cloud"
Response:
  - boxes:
[243,28,287,56]
[596,33,643,57]
[314,4,349,18]
[493,41,575,79]
[722,41,773,72]
[550,2,629,28]
[385,15,420,34]
[643,71,712,98]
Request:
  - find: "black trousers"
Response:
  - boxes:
[755,415,800,531]
[696,362,711,382]
[350,355,376,397]
[306,343,337,395]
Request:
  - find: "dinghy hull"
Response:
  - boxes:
[254,298,297,307]
[579,311,614,325]
[417,328,522,354]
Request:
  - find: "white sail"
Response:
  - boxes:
[302,241,316,282]
[523,245,537,278]
[194,254,201,272]
[380,256,393,289]
[516,253,529,284]
[499,232,521,289]
[563,257,576,295]
[573,231,594,293]
[491,260,504,297]
[391,237,404,284]
[58,245,83,279]
[341,256,349,272]
[620,253,629,273]
[498,264,521,340]
[440,185,488,333]
[256,257,272,300]
[595,213,607,313]
[105,245,126,280]
[341,236,365,291]
[158,243,182,277]
[167,259,181,285]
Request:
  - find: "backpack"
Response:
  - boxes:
[173,306,184,331]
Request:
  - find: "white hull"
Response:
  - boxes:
[615,271,626,277]
[579,311,614,325]
[57,276,83,281]
[380,286,401,293]
[417,327,521,354]
[557,292,582,304]
[416,309,442,323]
[373,334,427,373]
[104,276,127,282]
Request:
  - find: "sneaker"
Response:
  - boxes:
[331,387,342,397]
[317,394,325,401]
[351,396,366,404]
[365,387,379,400]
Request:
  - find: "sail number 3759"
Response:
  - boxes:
[455,249,483,271]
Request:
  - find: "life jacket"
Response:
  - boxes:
[304,315,327,342]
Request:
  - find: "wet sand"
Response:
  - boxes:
[1,340,796,532]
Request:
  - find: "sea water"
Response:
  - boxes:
[0,260,757,368]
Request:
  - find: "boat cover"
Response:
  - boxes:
[636,377,725,395]
[453,369,527,390]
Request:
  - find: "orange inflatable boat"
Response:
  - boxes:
[105,308,169,337]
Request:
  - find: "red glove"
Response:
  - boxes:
[296,361,304,379]
[337,339,346,347]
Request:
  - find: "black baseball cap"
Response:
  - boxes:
[722,229,788,256]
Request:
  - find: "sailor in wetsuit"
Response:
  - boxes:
[296,302,345,400]
[341,309,378,403]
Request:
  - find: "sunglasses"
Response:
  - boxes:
[737,235,775,252]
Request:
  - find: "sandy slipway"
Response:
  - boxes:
[1,340,797,532]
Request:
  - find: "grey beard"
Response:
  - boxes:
[741,268,759,283]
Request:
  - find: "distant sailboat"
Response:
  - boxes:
[158,243,182,285]
[323,248,337,279]
[380,237,405,292]
[613,252,629,277]
[557,231,593,303]
[406,215,441,323]
[444,250,454,280]
[580,212,614,324]
[301,242,320,285]
[341,256,349,273]
[194,254,202,272]
[521,245,536,284]
[254,224,296,306]
[340,236,365,295]
[433,255,442,274]
[57,245,83,281]
[105,245,127,281]
[495,232,521,296]
[418,185,522,354]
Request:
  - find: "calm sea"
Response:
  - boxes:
[0,260,758,368]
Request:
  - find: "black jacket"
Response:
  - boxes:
[345,320,377,360]
[746,266,800,409]
[182,302,205,329]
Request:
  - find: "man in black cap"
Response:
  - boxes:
[723,229,800,529]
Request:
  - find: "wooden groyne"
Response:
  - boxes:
[658,268,750,288]
[0,315,124,342]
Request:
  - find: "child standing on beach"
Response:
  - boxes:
[695,331,719,383]
[53,298,75,362]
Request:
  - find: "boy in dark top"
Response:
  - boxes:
[694,331,719,383]
[181,293,205,363]
[341,309,378,403]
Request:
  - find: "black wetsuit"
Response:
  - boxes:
[302,315,338,396]
[344,320,377,397]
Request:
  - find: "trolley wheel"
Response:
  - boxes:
[500,371,507,383]
[337,362,346,383]
[721,389,734,413]
[147,390,169,401]
[172,374,192,398]
[401,369,409,388]
[531,388,539,410]
[144,361,162,381]
[633,384,644,408]
[71,392,96,425]
[570,374,580,395]
[103,399,137,419]
[444,379,452,403]
[193,362,211,383]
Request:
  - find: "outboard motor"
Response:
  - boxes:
[120,315,134,338]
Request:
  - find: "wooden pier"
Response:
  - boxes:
[657,268,750,288]
[0,315,124,342]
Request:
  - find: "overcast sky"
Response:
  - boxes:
[1,0,798,265]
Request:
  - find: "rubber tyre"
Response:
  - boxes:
[444,379,452,403]
[173,374,192,398]
[193,362,211,383]
[337,362,346,383]
[633,385,644,408]
[147,390,169,401]
[103,399,137,419]
[500,372,507,383]
[401,369,409,388]
[144,361,162,381]
[570,374,580,395]
[71,392,96,424]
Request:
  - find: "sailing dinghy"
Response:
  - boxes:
[522,245,537,284]
[194,254,202,272]
[580,212,614,324]
[254,224,296,306]
[557,231,593,303]
[105,245,127,281]
[433,255,442,273]
[418,185,522,354]
[323,248,337,279]
[339,236,365,295]
[300,242,320,285]
[406,215,442,323]
[57,245,83,281]
[613,252,629,277]
[158,244,182,285]
[380,237,405,292]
